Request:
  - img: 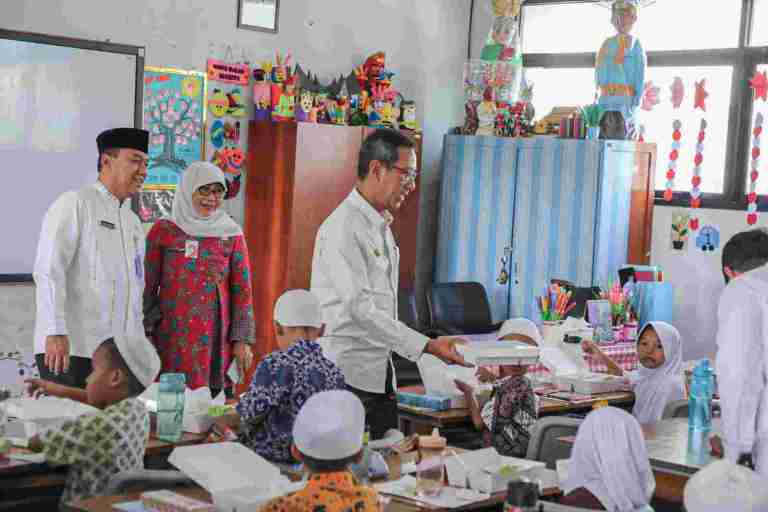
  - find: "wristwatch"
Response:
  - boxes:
[737,453,755,470]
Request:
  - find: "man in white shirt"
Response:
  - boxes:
[33,128,149,388]
[713,228,768,473]
[311,129,470,437]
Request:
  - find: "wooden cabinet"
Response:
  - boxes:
[243,121,422,361]
[435,135,655,322]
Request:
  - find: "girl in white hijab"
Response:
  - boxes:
[561,406,656,512]
[583,321,684,423]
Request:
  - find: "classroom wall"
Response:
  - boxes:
[650,204,768,361]
[0,0,470,372]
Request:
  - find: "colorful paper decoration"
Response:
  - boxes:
[142,67,206,191]
[689,118,707,230]
[208,89,229,117]
[641,81,660,111]
[206,59,250,85]
[694,79,708,111]
[670,77,684,109]
[748,112,763,225]
[664,119,682,201]
[695,225,720,252]
[750,70,768,102]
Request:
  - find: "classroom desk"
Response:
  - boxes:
[397,385,635,436]
[558,417,719,503]
[64,471,564,512]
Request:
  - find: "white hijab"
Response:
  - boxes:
[169,161,242,238]
[631,321,685,424]
[684,460,768,512]
[563,406,655,512]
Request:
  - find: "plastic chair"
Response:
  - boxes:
[105,469,194,495]
[426,282,502,335]
[662,398,720,419]
[525,416,583,470]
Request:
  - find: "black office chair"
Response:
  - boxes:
[392,288,426,387]
[426,282,502,335]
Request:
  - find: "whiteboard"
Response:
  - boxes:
[0,31,140,279]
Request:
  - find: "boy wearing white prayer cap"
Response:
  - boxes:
[454,318,541,457]
[261,390,382,512]
[684,460,768,512]
[236,289,346,463]
[26,334,161,505]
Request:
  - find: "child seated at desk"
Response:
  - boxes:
[261,390,381,512]
[561,406,655,512]
[236,289,345,463]
[454,318,540,457]
[25,334,160,507]
[582,321,684,424]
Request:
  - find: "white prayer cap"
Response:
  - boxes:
[293,390,365,460]
[273,289,323,328]
[498,318,542,346]
[684,460,768,512]
[111,333,161,390]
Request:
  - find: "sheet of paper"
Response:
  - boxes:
[539,346,587,376]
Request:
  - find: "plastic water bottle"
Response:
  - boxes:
[688,360,714,432]
[157,373,186,442]
[350,426,371,484]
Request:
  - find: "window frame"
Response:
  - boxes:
[520,0,768,211]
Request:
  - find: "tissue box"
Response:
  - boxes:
[554,373,626,395]
[140,489,214,511]
[395,391,466,411]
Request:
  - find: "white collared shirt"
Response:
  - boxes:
[715,265,768,471]
[311,189,428,393]
[33,181,145,357]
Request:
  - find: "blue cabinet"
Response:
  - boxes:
[435,135,643,322]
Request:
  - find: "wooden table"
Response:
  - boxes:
[397,386,635,436]
[558,418,719,503]
[65,478,563,512]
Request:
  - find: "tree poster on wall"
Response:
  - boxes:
[140,66,206,222]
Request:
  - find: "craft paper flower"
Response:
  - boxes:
[181,77,201,98]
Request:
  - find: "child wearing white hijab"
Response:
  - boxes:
[582,321,684,423]
[455,318,541,457]
[684,460,768,512]
[561,406,655,512]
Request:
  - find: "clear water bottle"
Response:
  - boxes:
[349,426,371,484]
[688,360,714,432]
[157,373,186,442]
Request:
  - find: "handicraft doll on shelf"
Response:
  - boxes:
[400,100,418,131]
[595,0,646,140]
[476,87,498,136]
[252,66,271,121]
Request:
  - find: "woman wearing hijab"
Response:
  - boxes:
[561,406,655,511]
[582,321,684,423]
[144,162,255,395]
[455,318,541,457]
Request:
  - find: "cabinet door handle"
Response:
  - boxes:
[514,262,519,285]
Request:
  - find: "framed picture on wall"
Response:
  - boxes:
[237,0,279,33]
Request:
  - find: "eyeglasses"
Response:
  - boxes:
[390,165,419,184]
[196,184,226,197]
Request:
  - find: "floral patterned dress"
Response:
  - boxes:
[144,219,255,390]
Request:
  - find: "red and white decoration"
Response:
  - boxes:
[748,112,763,225]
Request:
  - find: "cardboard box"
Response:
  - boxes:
[554,372,627,395]
[444,448,545,493]
[168,442,301,512]
[458,342,540,367]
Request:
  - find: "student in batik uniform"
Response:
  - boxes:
[261,390,381,512]
[143,161,255,396]
[237,290,345,463]
[26,334,160,507]
[455,318,540,457]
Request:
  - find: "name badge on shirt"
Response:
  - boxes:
[99,220,116,230]
[185,240,199,259]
